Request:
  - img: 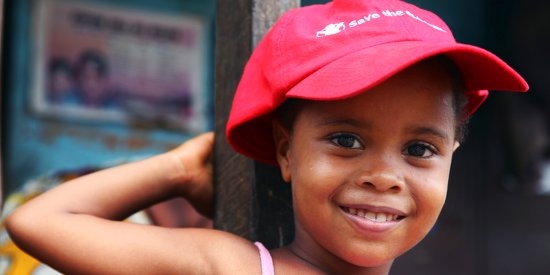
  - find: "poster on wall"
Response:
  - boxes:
[30,0,209,132]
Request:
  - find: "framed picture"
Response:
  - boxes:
[30,0,210,132]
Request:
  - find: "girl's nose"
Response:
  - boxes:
[354,156,405,193]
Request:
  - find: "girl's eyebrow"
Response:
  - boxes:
[317,119,451,141]
[316,117,451,139]
[406,125,451,142]
[316,118,372,129]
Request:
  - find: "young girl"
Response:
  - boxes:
[6,0,528,274]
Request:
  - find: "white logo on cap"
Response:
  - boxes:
[316,22,345,37]
[315,9,446,38]
[405,11,446,32]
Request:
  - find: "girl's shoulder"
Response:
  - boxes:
[156,228,264,274]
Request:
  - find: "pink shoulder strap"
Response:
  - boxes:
[254,242,275,275]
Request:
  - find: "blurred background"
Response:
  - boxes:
[1,0,549,274]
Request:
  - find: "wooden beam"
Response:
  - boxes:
[213,0,257,240]
[213,0,299,247]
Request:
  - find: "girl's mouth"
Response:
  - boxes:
[341,206,405,223]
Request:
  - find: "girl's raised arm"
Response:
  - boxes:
[5,132,261,274]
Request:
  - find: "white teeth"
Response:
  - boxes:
[345,207,399,222]
[364,211,376,220]
[376,213,387,222]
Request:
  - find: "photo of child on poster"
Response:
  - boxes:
[32,0,208,132]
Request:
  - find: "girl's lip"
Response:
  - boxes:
[339,203,407,217]
[339,204,407,234]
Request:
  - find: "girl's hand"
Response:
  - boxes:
[165,132,214,218]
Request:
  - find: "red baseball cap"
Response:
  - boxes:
[226,0,529,165]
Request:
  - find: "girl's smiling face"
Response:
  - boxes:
[275,59,460,272]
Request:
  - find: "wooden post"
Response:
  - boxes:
[213,0,299,247]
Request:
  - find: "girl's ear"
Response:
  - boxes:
[453,141,460,152]
[273,121,292,183]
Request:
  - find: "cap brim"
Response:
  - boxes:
[286,41,529,112]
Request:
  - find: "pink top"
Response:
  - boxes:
[254,242,275,275]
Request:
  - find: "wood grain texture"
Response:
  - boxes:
[213,0,299,247]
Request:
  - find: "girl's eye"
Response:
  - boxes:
[330,134,362,149]
[404,142,437,158]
